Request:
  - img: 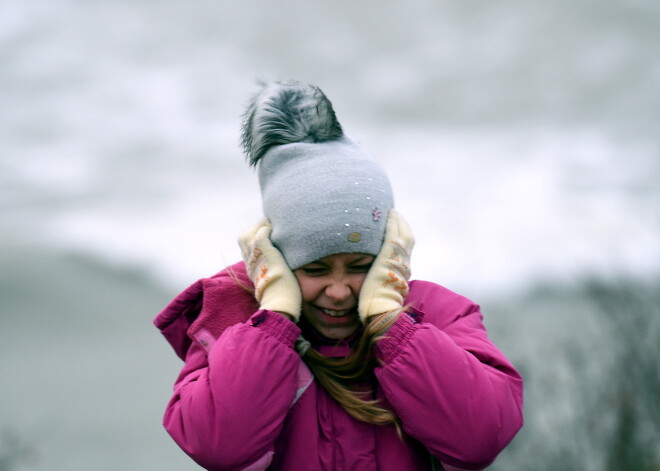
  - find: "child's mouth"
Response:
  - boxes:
[318,307,354,318]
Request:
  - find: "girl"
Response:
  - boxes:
[154,81,523,471]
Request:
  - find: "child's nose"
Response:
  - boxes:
[324,279,352,303]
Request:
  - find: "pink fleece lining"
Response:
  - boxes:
[240,450,274,470]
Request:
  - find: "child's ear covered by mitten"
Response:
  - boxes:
[239,219,302,321]
[358,210,414,322]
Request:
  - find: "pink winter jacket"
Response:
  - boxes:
[154,262,523,471]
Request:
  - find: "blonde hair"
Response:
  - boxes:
[300,311,401,428]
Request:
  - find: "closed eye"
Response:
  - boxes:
[300,267,328,276]
[349,263,373,273]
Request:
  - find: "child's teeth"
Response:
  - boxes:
[321,308,350,317]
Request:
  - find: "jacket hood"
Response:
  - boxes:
[153,262,259,360]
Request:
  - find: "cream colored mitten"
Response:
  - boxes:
[238,220,302,321]
[358,210,415,322]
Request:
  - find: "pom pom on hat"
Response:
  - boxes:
[241,81,394,270]
[241,81,344,166]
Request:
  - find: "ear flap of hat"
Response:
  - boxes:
[241,81,344,166]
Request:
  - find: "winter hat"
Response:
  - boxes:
[241,81,394,270]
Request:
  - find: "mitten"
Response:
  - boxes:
[358,210,414,322]
[238,220,302,321]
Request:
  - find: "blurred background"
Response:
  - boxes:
[1,0,658,469]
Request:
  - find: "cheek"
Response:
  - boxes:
[353,274,367,296]
[294,275,318,304]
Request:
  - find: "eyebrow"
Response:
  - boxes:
[348,256,373,264]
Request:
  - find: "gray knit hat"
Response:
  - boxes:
[241,81,394,270]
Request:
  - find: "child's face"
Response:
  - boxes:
[294,253,374,340]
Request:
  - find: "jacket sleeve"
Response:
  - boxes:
[374,283,524,470]
[163,310,302,471]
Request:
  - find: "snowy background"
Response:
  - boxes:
[1,0,658,469]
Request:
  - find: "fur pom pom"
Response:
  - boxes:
[241,81,344,166]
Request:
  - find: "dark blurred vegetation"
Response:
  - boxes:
[489,277,660,471]
[588,279,660,471]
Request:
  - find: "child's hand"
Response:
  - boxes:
[239,220,301,321]
[358,210,414,322]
